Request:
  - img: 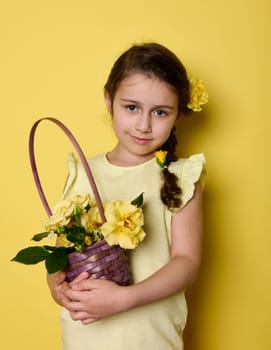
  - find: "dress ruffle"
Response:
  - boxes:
[169,153,206,211]
[62,153,78,198]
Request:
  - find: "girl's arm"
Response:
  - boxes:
[127,181,203,306]
[63,182,203,323]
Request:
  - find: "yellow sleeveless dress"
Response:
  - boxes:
[60,153,206,350]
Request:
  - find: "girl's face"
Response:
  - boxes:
[105,73,179,166]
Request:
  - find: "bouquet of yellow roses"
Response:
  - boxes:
[12,192,144,284]
[12,118,145,285]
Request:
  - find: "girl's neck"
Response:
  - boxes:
[106,148,154,167]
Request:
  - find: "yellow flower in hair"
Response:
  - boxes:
[154,150,168,168]
[187,78,208,112]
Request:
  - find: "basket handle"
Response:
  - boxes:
[28,117,106,223]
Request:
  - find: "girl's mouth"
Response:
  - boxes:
[131,135,152,144]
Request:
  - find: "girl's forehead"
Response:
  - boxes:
[116,73,177,102]
[120,73,165,88]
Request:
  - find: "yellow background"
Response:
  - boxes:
[1,1,270,349]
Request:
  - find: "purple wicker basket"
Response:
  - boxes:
[65,240,130,285]
[29,117,130,285]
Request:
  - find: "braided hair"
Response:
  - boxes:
[160,126,182,209]
[104,42,191,209]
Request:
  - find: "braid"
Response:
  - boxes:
[161,126,178,162]
[160,127,182,209]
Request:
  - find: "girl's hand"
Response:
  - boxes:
[62,278,128,324]
[46,271,89,306]
[47,271,68,306]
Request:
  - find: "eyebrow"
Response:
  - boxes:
[120,98,175,110]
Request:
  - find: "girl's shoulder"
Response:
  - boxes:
[169,153,206,178]
[62,153,105,197]
[169,153,206,210]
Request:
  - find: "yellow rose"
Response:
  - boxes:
[44,199,74,231]
[58,233,74,247]
[84,206,103,231]
[70,193,91,208]
[154,150,168,168]
[84,235,92,246]
[187,78,208,112]
[100,200,145,249]
[44,193,92,232]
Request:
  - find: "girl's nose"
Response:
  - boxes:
[135,114,151,133]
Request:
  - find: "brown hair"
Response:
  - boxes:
[104,42,191,209]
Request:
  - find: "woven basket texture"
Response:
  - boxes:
[64,240,130,285]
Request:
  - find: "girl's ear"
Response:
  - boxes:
[104,91,112,114]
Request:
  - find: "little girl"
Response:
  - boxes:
[47,42,207,349]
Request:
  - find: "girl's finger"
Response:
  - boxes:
[69,271,89,286]
[81,318,97,324]
[71,277,101,291]
[64,288,86,301]
[69,310,93,321]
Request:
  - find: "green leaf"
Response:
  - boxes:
[73,205,81,218]
[43,245,57,252]
[45,247,68,274]
[57,226,66,234]
[11,246,49,265]
[131,192,144,207]
[32,232,51,241]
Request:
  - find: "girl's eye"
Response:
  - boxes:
[126,105,137,112]
[154,109,166,117]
